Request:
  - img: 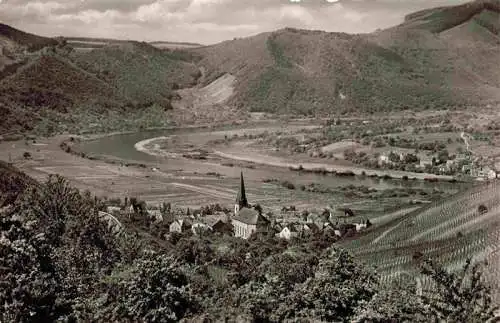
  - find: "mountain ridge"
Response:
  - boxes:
[0,0,499,135]
[191,0,500,115]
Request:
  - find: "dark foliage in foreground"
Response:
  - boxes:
[0,172,497,322]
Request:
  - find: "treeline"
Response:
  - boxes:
[0,171,498,322]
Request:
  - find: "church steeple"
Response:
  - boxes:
[235,171,248,214]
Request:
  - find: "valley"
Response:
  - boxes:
[1,0,500,320]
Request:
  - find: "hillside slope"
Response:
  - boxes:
[69,42,201,108]
[0,26,203,135]
[0,23,59,52]
[0,23,60,75]
[0,53,128,134]
[193,0,500,116]
[0,160,38,207]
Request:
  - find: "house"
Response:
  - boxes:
[336,223,357,236]
[270,221,283,235]
[147,209,163,222]
[484,167,497,179]
[306,212,329,224]
[354,220,372,232]
[354,222,367,231]
[322,224,341,237]
[169,219,192,233]
[303,222,321,234]
[378,152,391,165]
[233,208,270,239]
[419,155,433,168]
[232,171,270,239]
[472,166,497,180]
[462,164,472,173]
[191,222,211,235]
[277,224,300,240]
[193,215,233,235]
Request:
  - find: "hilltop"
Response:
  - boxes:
[63,36,203,51]
[193,0,500,115]
[0,23,59,52]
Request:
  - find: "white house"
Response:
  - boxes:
[473,166,497,180]
[277,225,300,240]
[378,152,391,165]
[355,222,368,231]
[419,156,433,168]
[169,219,192,233]
[191,222,212,235]
[147,209,163,222]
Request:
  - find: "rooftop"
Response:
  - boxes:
[233,207,269,225]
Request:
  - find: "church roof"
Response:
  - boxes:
[233,208,269,226]
[236,171,248,207]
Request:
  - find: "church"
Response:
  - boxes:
[232,171,270,239]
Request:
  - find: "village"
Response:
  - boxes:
[375,148,498,180]
[102,171,372,242]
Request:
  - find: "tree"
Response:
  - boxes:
[354,280,430,322]
[0,209,67,322]
[437,149,450,164]
[2,175,123,322]
[282,249,378,321]
[389,151,400,163]
[104,251,197,322]
[14,175,95,247]
[420,258,498,322]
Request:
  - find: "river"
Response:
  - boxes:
[79,125,472,193]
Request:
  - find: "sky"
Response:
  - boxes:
[0,0,470,45]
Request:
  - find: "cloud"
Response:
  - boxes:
[0,0,470,44]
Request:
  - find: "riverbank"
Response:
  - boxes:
[212,150,458,182]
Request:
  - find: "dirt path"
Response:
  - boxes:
[371,221,403,245]
[371,206,421,225]
[169,182,235,200]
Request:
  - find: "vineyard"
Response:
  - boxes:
[341,181,500,300]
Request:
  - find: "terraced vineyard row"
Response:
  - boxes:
[379,182,499,246]
[341,181,500,293]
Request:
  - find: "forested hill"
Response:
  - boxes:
[193,0,500,115]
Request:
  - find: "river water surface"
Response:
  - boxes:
[79,125,472,193]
